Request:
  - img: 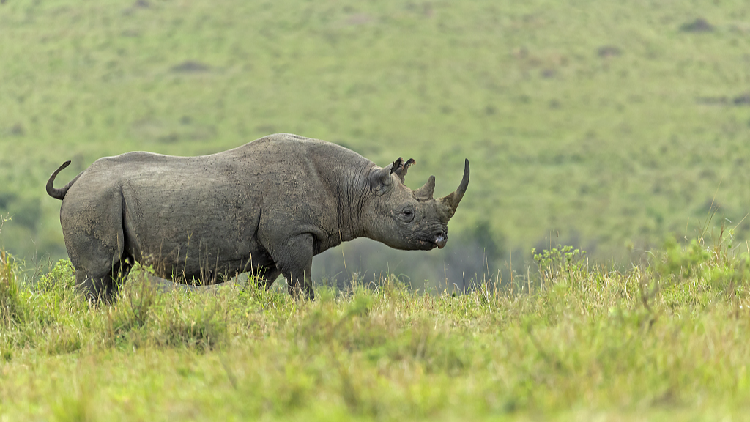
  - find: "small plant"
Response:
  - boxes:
[532,245,586,287]
[107,274,160,347]
[36,259,77,303]
[0,213,9,235]
[0,249,22,325]
[656,237,711,281]
[157,301,227,351]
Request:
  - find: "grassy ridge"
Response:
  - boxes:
[2,0,750,266]
[1,230,750,420]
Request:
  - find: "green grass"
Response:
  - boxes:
[1,228,750,420]
[3,0,750,267]
[4,4,750,416]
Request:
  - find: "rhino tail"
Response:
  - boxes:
[46,160,81,200]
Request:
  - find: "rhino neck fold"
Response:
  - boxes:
[333,164,371,245]
[300,142,374,251]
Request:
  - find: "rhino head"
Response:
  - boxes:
[362,157,469,251]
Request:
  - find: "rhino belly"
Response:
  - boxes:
[120,176,265,280]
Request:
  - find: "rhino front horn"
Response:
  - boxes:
[439,159,469,216]
[415,175,435,200]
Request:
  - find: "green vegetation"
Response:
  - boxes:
[1,227,749,420]
[3,1,750,418]
[3,0,750,267]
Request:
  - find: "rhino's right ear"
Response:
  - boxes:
[369,163,395,194]
[391,157,415,184]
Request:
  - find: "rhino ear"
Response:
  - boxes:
[369,163,395,193]
[391,158,415,184]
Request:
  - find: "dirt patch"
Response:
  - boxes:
[680,18,714,33]
[9,124,24,136]
[597,45,622,58]
[122,0,151,16]
[733,94,750,105]
[1,123,25,137]
[345,13,375,26]
[170,61,211,74]
[696,93,750,106]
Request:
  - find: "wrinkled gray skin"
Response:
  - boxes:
[46,133,469,302]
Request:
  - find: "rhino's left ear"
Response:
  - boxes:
[369,163,395,193]
[369,157,415,193]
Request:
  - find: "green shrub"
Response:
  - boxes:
[532,245,587,287]
[37,259,76,292]
[0,250,25,325]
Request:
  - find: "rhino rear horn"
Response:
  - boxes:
[414,176,435,200]
[438,159,469,217]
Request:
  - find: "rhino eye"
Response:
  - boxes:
[400,208,415,223]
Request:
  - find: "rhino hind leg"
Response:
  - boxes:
[66,231,128,303]
[61,188,132,303]
[75,254,133,303]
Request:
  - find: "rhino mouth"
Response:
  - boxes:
[420,233,447,249]
[412,232,447,250]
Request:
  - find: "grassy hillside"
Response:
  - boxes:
[1,229,749,420]
[2,0,750,274]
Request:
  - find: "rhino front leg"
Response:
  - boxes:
[273,234,315,300]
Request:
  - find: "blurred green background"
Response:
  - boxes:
[2,0,750,287]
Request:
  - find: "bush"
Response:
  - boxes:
[0,249,23,325]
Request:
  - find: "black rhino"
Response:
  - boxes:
[46,133,469,301]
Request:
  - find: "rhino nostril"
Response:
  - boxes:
[434,234,448,248]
